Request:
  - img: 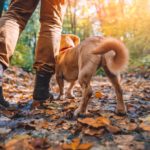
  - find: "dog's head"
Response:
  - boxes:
[60,34,80,52]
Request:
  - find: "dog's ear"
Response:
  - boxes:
[60,34,80,52]
[68,34,80,46]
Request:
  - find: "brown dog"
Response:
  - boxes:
[56,34,129,117]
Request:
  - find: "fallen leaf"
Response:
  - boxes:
[31,109,45,115]
[35,120,50,130]
[95,91,103,99]
[83,128,105,136]
[62,123,71,130]
[114,135,134,144]
[5,135,32,150]
[64,103,77,110]
[0,143,4,149]
[1,110,16,118]
[30,138,50,149]
[139,115,150,122]
[62,138,93,150]
[124,123,137,131]
[139,123,150,131]
[106,125,121,133]
[62,138,80,150]
[31,101,41,109]
[45,109,58,115]
[0,128,11,135]
[112,115,126,120]
[51,115,60,120]
[78,117,110,128]
[78,143,93,150]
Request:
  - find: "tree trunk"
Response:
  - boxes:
[73,0,77,34]
[0,0,5,17]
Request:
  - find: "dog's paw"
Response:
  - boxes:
[73,108,81,117]
[116,107,127,116]
[66,93,75,99]
[56,95,64,100]
[73,108,89,118]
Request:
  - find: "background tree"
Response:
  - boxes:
[0,0,5,17]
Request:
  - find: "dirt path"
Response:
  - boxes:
[0,67,149,150]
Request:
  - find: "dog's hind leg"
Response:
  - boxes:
[65,81,75,99]
[102,59,127,115]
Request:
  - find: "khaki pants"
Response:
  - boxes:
[0,0,67,74]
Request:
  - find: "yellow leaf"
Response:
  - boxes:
[78,143,93,150]
[95,91,103,98]
[62,138,93,150]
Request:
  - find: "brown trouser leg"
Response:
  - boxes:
[0,0,39,68]
[33,0,67,74]
[0,0,67,73]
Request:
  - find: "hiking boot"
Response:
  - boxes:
[0,64,9,108]
[33,71,53,101]
[0,86,9,107]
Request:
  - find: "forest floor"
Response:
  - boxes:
[0,67,150,150]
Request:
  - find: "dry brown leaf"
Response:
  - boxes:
[31,101,41,109]
[62,138,80,150]
[64,103,77,110]
[95,91,103,99]
[62,138,93,150]
[139,123,150,131]
[31,109,45,115]
[51,115,60,120]
[62,123,71,130]
[1,110,16,118]
[5,135,32,150]
[106,125,121,133]
[45,109,58,115]
[78,117,110,128]
[124,123,137,131]
[127,103,136,112]
[36,121,50,129]
[30,138,50,149]
[112,115,126,120]
[83,128,105,136]
[139,115,150,122]
[78,143,93,150]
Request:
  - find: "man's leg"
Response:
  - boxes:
[33,0,67,101]
[0,0,39,107]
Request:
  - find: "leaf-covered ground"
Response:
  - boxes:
[0,67,150,150]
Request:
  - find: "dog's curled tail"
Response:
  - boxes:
[92,37,129,74]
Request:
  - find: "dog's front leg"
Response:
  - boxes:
[56,75,64,100]
[74,82,92,117]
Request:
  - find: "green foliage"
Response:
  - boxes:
[11,43,33,71]
[96,68,105,76]
[130,54,150,68]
